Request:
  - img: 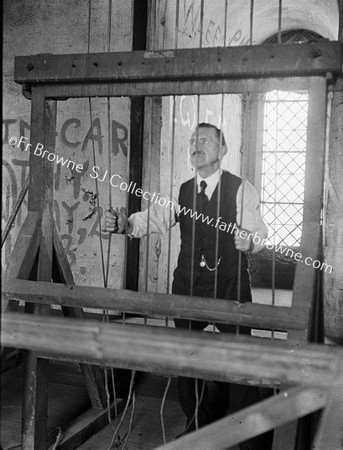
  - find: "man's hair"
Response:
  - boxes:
[197,122,227,147]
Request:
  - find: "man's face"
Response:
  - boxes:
[189,127,223,171]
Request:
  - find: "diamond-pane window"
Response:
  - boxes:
[261,90,308,247]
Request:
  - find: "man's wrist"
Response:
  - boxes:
[118,217,133,238]
[115,213,127,235]
[125,219,133,236]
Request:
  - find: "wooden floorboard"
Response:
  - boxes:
[77,396,185,450]
[1,363,200,450]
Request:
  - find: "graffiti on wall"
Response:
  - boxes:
[178,95,228,135]
[2,117,129,268]
[179,0,251,46]
[2,93,240,281]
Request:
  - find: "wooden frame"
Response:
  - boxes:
[2,312,343,449]
[3,313,343,388]
[4,40,342,449]
[3,278,308,331]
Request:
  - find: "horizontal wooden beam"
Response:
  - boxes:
[40,353,279,387]
[2,279,308,330]
[2,313,343,388]
[38,77,311,99]
[155,386,329,450]
[14,42,342,87]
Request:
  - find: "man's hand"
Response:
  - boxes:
[234,229,254,252]
[104,210,127,234]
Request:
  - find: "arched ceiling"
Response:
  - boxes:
[161,0,339,48]
[240,0,339,43]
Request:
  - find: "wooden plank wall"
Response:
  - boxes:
[323,0,343,341]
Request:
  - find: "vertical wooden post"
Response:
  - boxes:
[324,77,343,341]
[242,92,265,187]
[125,0,148,290]
[323,0,343,342]
[312,377,343,450]
[22,86,57,450]
[273,77,328,450]
[139,96,162,292]
[289,76,327,342]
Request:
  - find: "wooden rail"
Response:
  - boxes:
[14,42,342,85]
[155,387,330,450]
[2,312,343,450]
[3,279,308,331]
[2,313,343,388]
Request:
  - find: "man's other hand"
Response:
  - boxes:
[234,229,254,252]
[104,210,127,234]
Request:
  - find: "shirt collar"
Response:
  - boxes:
[197,168,222,186]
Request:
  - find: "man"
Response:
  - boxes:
[105,123,271,449]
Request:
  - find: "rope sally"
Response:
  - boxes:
[107,370,136,450]
[160,376,172,444]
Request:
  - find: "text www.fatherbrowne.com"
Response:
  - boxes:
[177,205,333,273]
[90,163,332,274]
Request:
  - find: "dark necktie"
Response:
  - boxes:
[197,180,209,212]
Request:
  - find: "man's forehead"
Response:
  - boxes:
[190,127,216,140]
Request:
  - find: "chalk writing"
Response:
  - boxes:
[61,117,128,157]
[179,0,250,47]
[2,116,129,269]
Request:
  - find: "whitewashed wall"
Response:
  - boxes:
[2,0,133,288]
[138,0,342,341]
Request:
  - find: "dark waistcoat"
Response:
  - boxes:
[174,170,249,287]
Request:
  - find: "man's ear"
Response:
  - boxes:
[219,145,228,160]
